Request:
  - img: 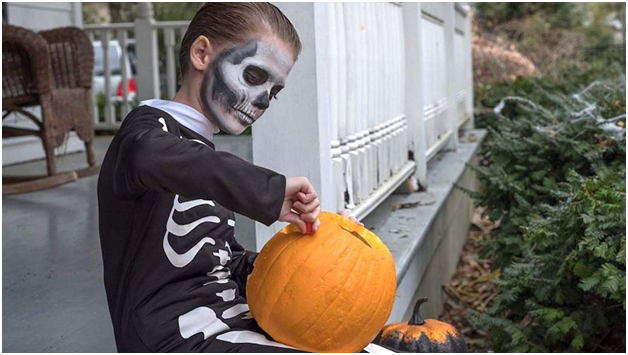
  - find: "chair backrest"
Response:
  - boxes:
[39,27,94,90]
[2,24,51,108]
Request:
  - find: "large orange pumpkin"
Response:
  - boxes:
[247,212,397,352]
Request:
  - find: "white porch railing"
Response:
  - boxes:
[83,3,188,130]
[325,3,409,215]
[81,3,474,249]
[252,2,474,247]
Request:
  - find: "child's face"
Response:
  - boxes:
[200,38,295,135]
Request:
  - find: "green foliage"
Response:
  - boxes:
[473,3,625,85]
[468,71,626,352]
[475,63,626,130]
[84,3,201,24]
[473,3,586,31]
[473,2,624,45]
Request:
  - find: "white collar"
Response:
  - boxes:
[139,99,220,140]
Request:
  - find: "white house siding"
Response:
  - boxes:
[3,2,85,166]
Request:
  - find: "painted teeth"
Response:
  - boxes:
[235,110,253,125]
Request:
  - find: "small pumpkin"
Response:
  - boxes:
[375,298,467,353]
[247,212,397,352]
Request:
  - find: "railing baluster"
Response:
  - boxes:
[118,30,131,118]
[102,30,114,128]
[84,21,189,130]
[343,3,355,207]
[359,3,367,201]
[164,28,177,99]
[86,30,100,128]
[364,2,373,194]
[327,3,345,213]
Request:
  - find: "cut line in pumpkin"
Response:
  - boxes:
[340,225,372,248]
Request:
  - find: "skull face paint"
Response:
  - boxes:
[200,39,294,135]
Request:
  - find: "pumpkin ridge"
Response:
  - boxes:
[316,245,375,350]
[289,239,361,341]
[289,242,360,332]
[297,241,366,349]
[330,250,388,352]
[273,238,356,336]
[358,254,395,349]
[265,234,355,334]
[420,319,458,343]
[249,234,302,310]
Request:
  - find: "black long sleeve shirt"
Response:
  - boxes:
[97,105,286,352]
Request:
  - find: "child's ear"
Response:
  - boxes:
[189,35,213,72]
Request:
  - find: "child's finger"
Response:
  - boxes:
[293,198,320,214]
[297,191,317,204]
[280,211,307,233]
[311,218,321,232]
[339,210,363,226]
[349,216,364,226]
[300,206,320,223]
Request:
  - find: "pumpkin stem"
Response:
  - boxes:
[409,298,428,325]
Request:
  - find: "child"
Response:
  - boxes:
[98,3,389,353]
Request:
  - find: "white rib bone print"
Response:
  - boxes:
[163,195,221,268]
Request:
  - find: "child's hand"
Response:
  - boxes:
[339,209,364,226]
[280,177,321,233]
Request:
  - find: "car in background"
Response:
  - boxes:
[92,39,137,101]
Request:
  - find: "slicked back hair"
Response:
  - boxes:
[178,2,302,82]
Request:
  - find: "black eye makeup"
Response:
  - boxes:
[243,65,269,86]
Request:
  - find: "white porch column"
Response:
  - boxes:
[402,2,428,189]
[135,2,161,100]
[252,3,334,250]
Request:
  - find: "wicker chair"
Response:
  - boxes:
[2,25,98,194]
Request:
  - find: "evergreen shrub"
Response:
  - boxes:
[466,70,626,352]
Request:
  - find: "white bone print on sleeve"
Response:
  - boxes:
[158,117,168,132]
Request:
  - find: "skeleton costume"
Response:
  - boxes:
[97,99,296,352]
[98,39,394,353]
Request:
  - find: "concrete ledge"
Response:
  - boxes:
[362,129,487,323]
